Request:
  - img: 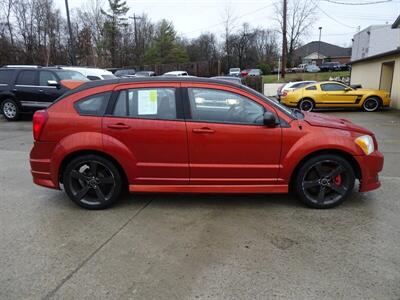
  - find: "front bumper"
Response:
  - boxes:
[355,150,384,192]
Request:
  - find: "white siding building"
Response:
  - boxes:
[351,25,400,61]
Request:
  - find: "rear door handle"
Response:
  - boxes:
[192,127,215,134]
[107,123,131,130]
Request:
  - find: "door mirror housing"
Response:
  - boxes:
[344,87,352,92]
[263,111,278,127]
[47,80,60,88]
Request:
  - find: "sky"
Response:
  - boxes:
[58,0,400,48]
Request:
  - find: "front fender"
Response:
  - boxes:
[279,130,363,182]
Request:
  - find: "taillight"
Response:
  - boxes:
[282,91,288,97]
[33,110,48,141]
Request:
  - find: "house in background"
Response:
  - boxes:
[350,15,400,109]
[292,41,352,66]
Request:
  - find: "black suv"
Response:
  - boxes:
[0,66,87,121]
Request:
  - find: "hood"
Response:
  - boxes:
[303,112,373,135]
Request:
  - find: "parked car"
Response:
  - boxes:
[134,71,156,77]
[228,68,241,77]
[319,62,342,72]
[60,66,117,80]
[248,69,263,76]
[162,71,189,77]
[114,69,136,78]
[30,77,383,210]
[240,69,250,77]
[280,81,391,112]
[277,81,317,100]
[291,64,307,73]
[211,76,244,85]
[0,66,88,121]
[305,65,320,73]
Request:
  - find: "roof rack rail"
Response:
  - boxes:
[3,65,41,68]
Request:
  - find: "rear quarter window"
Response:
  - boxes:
[0,70,15,84]
[305,85,317,90]
[74,92,111,116]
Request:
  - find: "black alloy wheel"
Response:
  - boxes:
[295,154,355,208]
[298,99,314,112]
[63,155,122,209]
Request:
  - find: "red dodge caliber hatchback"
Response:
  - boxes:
[30,78,383,209]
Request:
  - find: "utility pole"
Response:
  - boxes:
[65,0,76,65]
[281,0,287,79]
[318,26,322,65]
[130,14,143,66]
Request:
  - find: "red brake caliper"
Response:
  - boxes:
[334,175,342,186]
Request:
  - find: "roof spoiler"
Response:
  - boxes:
[60,80,87,90]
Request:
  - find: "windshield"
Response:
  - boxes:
[230,68,240,72]
[55,70,88,81]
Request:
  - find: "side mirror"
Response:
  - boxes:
[263,111,278,127]
[48,80,60,88]
[344,87,352,92]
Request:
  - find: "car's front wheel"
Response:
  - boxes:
[63,155,122,209]
[298,98,314,112]
[1,99,20,121]
[295,154,355,208]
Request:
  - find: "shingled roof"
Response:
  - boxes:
[293,41,352,58]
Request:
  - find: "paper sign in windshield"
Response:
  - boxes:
[138,90,158,115]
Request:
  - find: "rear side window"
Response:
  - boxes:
[306,85,317,90]
[75,92,111,116]
[0,70,14,84]
[112,88,177,120]
[87,76,101,81]
[16,70,37,85]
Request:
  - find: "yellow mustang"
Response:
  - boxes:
[280,81,391,112]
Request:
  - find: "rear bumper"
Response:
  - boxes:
[355,151,384,192]
[30,142,60,190]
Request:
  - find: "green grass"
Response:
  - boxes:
[263,71,350,84]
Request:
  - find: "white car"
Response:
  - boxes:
[277,81,316,99]
[162,71,189,77]
[228,68,241,77]
[60,67,117,80]
[305,65,320,73]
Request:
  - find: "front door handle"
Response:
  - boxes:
[192,127,215,134]
[107,123,131,130]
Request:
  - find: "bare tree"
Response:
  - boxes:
[221,6,236,68]
[274,0,316,66]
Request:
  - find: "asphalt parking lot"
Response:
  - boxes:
[1,110,400,299]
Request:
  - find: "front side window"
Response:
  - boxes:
[75,92,110,116]
[54,70,88,81]
[321,83,347,91]
[16,70,37,85]
[188,88,265,125]
[112,88,177,120]
[39,71,58,86]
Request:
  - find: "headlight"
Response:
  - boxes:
[355,135,374,155]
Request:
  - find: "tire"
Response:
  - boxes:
[298,98,314,112]
[63,154,122,210]
[362,97,380,112]
[1,99,20,121]
[294,154,355,209]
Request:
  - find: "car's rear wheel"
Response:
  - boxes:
[1,99,20,121]
[298,98,314,112]
[295,154,355,208]
[363,97,380,112]
[63,155,122,209]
